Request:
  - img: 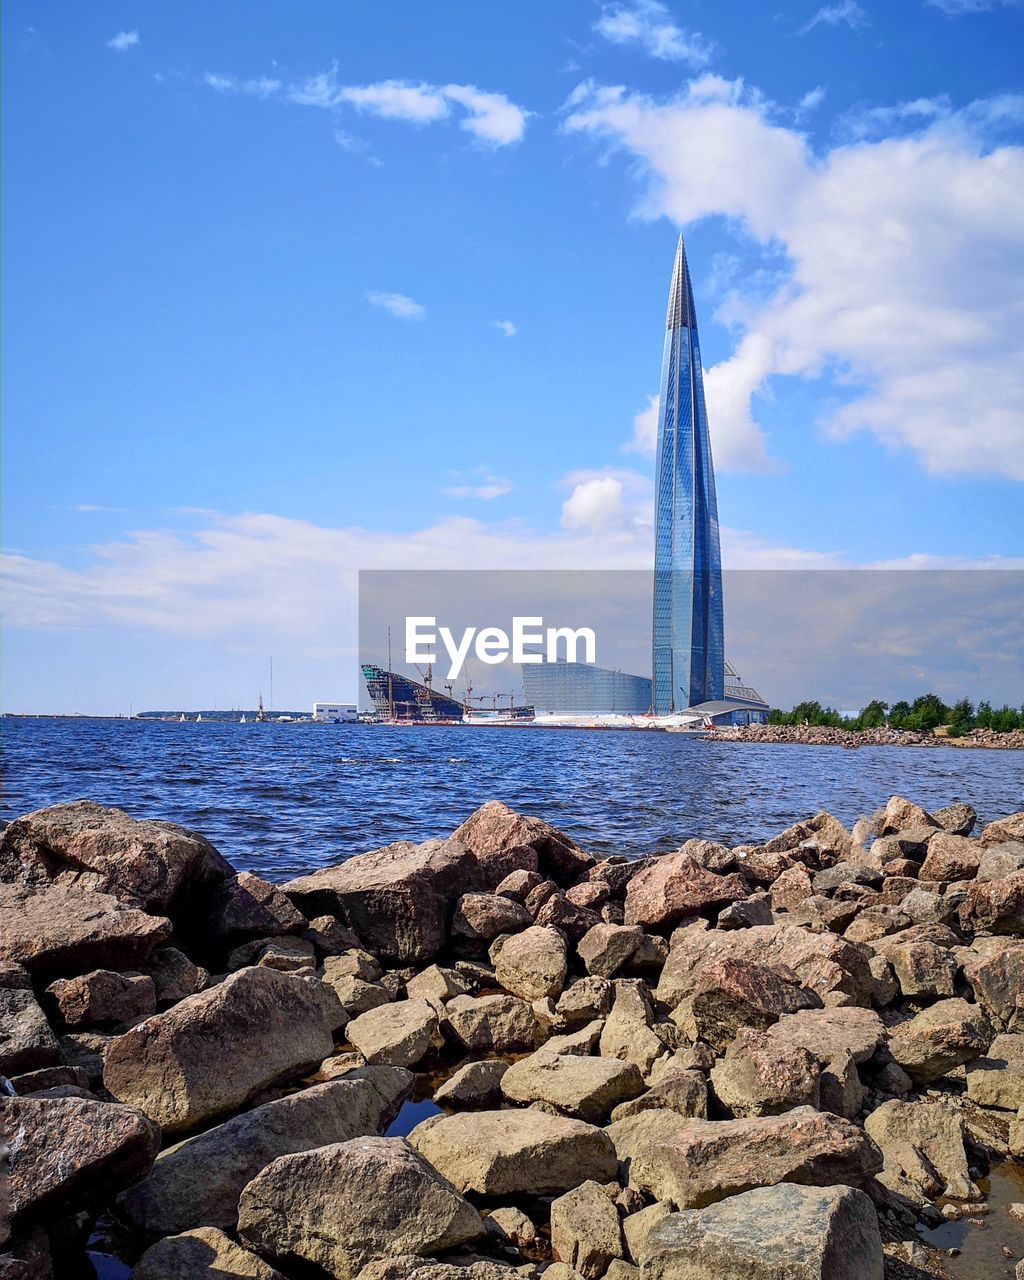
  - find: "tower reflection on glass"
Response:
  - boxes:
[652,234,725,714]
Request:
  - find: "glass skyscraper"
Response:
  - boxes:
[652,234,725,713]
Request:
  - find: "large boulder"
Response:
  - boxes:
[104,966,333,1132]
[657,925,873,1010]
[282,838,478,963]
[959,873,1024,935]
[624,854,748,930]
[445,993,538,1053]
[710,1029,821,1118]
[980,812,1024,847]
[864,1100,978,1204]
[918,833,982,883]
[237,1137,484,1280]
[963,944,1024,1026]
[0,1094,159,1221]
[629,1107,883,1208]
[675,958,821,1052]
[0,963,61,1075]
[578,924,645,978]
[451,800,593,885]
[117,1068,412,1235]
[501,1049,645,1122]
[641,1182,883,1280]
[0,801,232,913]
[887,998,991,1083]
[346,999,438,1068]
[134,1228,286,1280]
[0,881,171,977]
[451,893,531,946]
[489,926,567,1000]
[408,1108,617,1196]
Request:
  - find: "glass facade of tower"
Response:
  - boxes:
[652,236,725,713]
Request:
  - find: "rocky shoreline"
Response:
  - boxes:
[709,724,1024,750]
[2,797,1023,1280]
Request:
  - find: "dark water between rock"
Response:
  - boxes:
[918,1161,1024,1279]
[2,718,1022,880]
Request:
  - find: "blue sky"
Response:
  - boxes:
[3,0,1023,713]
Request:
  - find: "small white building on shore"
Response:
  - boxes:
[312,702,358,723]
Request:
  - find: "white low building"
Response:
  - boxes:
[312,702,358,723]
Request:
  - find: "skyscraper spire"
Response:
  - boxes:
[651,232,724,713]
[665,233,696,331]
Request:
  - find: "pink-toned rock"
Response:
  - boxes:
[963,945,1024,1026]
[205,872,307,947]
[710,1028,821,1117]
[980,812,1024,847]
[624,855,749,930]
[0,800,232,913]
[452,799,593,886]
[657,924,874,1010]
[918,833,982,883]
[959,873,1024,936]
[45,969,156,1029]
[0,881,171,977]
[763,812,852,862]
[879,797,938,837]
[770,866,814,911]
[629,1106,882,1208]
[888,998,991,1083]
[451,893,531,944]
[675,958,820,1051]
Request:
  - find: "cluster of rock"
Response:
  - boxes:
[2,795,1023,1280]
[710,723,1024,750]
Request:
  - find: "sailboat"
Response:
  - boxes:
[240,713,247,724]
[256,694,267,724]
[179,713,186,722]
[196,713,203,723]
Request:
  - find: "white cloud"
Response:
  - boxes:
[366,291,426,321]
[797,1,870,34]
[107,30,139,52]
[560,468,653,534]
[926,0,1019,12]
[796,86,827,118]
[623,393,660,455]
[494,320,517,337]
[445,469,513,500]
[594,0,714,65]
[204,72,281,98]
[280,66,530,147]
[563,80,1024,480]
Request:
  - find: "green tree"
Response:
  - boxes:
[856,699,888,730]
[975,700,995,729]
[906,693,949,732]
[888,701,912,729]
[947,698,974,736]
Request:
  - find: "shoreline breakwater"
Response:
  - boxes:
[1,797,1023,1280]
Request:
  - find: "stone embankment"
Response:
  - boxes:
[2,797,1023,1279]
[710,723,1024,750]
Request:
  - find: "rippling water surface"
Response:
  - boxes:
[2,718,1021,880]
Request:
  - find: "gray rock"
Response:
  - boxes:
[550,1181,623,1278]
[864,1099,979,1205]
[556,977,614,1026]
[103,966,333,1132]
[641,1182,883,1280]
[282,838,479,963]
[545,1019,605,1056]
[0,979,61,1076]
[445,993,537,1053]
[134,1227,285,1280]
[501,1049,645,1123]
[888,998,991,1083]
[346,998,438,1068]
[452,893,532,945]
[434,1060,509,1108]
[710,1028,821,1118]
[117,1068,412,1235]
[489,926,568,1001]
[237,1137,484,1280]
[600,981,665,1076]
[145,947,209,1005]
[610,1071,708,1123]
[578,925,644,978]
[205,872,307,948]
[408,1108,617,1196]
[965,1033,1024,1111]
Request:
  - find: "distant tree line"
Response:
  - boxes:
[767,694,1024,734]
